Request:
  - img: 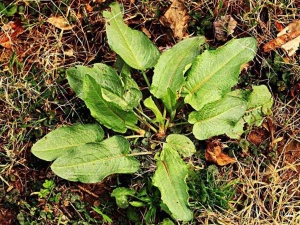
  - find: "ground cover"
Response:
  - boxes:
[0,0,299,224]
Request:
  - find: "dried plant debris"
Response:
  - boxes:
[213,15,237,41]
[47,16,75,30]
[263,20,300,56]
[0,20,24,49]
[205,140,236,166]
[160,0,190,39]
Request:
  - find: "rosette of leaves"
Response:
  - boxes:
[32,2,273,222]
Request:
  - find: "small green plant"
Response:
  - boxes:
[0,2,18,17]
[188,165,237,210]
[111,185,162,224]
[37,179,56,199]
[31,2,273,222]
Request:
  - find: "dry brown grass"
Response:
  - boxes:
[0,0,299,224]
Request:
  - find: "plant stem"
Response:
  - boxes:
[175,98,185,111]
[134,112,158,133]
[135,107,158,127]
[124,135,145,139]
[126,125,146,135]
[170,110,176,122]
[128,151,153,156]
[169,121,189,127]
[164,118,170,130]
[141,70,151,87]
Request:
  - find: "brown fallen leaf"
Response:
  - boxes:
[213,15,237,41]
[205,140,236,166]
[247,128,269,146]
[0,20,24,49]
[85,3,93,12]
[160,0,190,39]
[263,20,300,56]
[47,16,75,30]
[277,20,300,36]
[274,21,284,32]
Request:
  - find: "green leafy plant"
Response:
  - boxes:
[31,2,273,222]
[111,186,162,224]
[188,165,237,210]
[0,2,18,17]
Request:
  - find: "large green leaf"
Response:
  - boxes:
[185,37,257,110]
[151,36,206,99]
[164,134,196,158]
[67,63,142,111]
[189,95,247,140]
[227,85,273,138]
[66,63,123,99]
[153,148,193,221]
[51,136,139,183]
[248,85,273,114]
[83,75,138,133]
[115,56,140,90]
[103,2,160,70]
[101,87,142,111]
[31,124,104,161]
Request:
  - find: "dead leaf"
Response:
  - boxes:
[205,140,236,166]
[0,20,24,49]
[247,128,269,146]
[277,20,300,36]
[213,15,237,41]
[274,21,284,32]
[160,0,190,39]
[64,48,74,57]
[47,16,75,30]
[85,3,93,12]
[263,20,300,56]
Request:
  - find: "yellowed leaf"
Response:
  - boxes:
[47,16,75,30]
[160,0,190,39]
[205,140,236,166]
[213,15,237,41]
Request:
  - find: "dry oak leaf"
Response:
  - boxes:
[0,20,24,49]
[213,15,237,41]
[160,0,190,39]
[263,20,300,56]
[205,140,236,166]
[47,16,75,30]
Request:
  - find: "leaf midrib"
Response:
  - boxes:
[159,154,190,216]
[53,152,131,168]
[195,103,245,124]
[188,43,250,95]
[109,10,143,69]
[89,76,128,130]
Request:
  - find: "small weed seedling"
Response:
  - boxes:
[31,2,273,222]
